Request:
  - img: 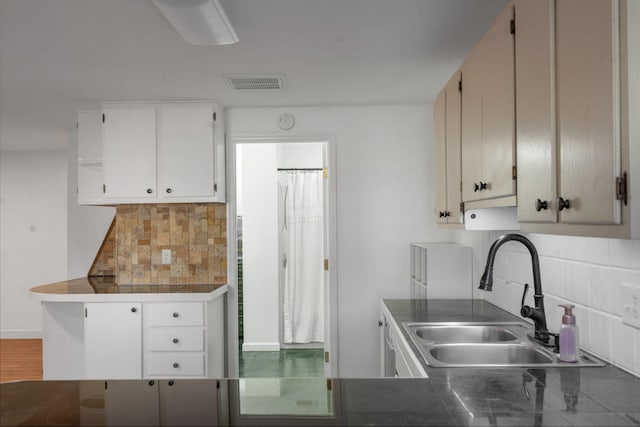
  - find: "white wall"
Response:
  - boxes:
[455,230,640,376]
[239,144,280,351]
[0,150,68,338]
[228,105,452,376]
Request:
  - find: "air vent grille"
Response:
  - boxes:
[225,74,284,90]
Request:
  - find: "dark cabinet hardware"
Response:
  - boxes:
[172,362,180,368]
[557,197,571,211]
[473,182,488,192]
[130,307,137,313]
[146,188,153,194]
[172,338,179,343]
[535,199,548,211]
[166,188,172,194]
[148,380,155,386]
[172,312,179,318]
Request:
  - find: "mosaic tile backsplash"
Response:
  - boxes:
[88,218,117,277]
[115,203,227,285]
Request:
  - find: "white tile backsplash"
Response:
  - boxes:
[453,230,640,377]
[611,318,637,372]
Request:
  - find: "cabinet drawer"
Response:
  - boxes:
[146,302,204,326]
[147,327,204,352]
[146,353,205,377]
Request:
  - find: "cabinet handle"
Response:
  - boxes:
[130,307,137,313]
[473,182,488,192]
[146,188,153,194]
[172,312,179,318]
[172,338,179,344]
[535,199,548,212]
[166,188,172,194]
[173,362,180,368]
[439,211,446,218]
[557,197,571,211]
[445,211,451,217]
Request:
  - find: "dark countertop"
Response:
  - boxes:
[29,277,228,303]
[2,299,638,426]
[30,276,226,295]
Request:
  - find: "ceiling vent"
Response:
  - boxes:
[225,74,284,90]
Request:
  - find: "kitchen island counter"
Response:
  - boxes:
[30,277,227,381]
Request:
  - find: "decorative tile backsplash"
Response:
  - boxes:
[114,203,227,285]
[88,218,117,276]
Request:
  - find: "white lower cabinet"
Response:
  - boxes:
[379,301,427,378]
[104,380,221,426]
[84,303,142,380]
[143,302,208,378]
[42,297,225,380]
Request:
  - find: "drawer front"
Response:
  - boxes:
[147,327,204,352]
[146,302,204,327]
[146,353,205,377]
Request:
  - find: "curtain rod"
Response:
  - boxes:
[277,168,323,171]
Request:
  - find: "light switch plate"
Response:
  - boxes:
[622,283,640,329]
[161,249,172,265]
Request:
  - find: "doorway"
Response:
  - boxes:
[229,136,336,378]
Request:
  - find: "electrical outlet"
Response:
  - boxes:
[622,283,640,329]
[161,249,172,265]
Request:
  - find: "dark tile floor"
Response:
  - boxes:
[239,349,325,378]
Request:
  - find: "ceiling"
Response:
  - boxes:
[0,0,506,149]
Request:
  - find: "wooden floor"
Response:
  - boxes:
[0,339,43,383]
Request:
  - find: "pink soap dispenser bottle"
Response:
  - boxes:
[558,304,579,362]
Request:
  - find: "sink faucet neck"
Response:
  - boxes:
[479,234,550,344]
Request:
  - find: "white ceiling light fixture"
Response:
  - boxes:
[152,0,239,46]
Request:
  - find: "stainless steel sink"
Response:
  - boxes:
[407,323,521,343]
[429,343,555,366]
[402,321,605,368]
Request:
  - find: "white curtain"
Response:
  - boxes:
[279,170,324,344]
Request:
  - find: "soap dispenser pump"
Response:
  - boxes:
[558,304,579,362]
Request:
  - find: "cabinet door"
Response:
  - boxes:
[461,43,484,202]
[157,106,215,199]
[556,0,621,224]
[159,380,219,426]
[481,4,516,200]
[445,73,463,224]
[103,107,157,199]
[77,111,104,204]
[433,89,448,224]
[105,380,160,426]
[514,0,557,223]
[85,302,142,379]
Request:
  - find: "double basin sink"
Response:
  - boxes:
[402,322,604,368]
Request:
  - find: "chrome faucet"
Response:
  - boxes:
[479,234,551,345]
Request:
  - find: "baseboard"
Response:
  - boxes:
[0,329,43,339]
[242,342,280,352]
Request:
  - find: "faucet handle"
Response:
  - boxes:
[520,283,533,317]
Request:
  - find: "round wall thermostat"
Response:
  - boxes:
[278,113,295,130]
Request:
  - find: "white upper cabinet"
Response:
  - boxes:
[77,110,105,204]
[157,105,215,199]
[80,101,226,205]
[103,106,158,200]
[434,71,463,226]
[555,0,621,225]
[461,4,516,206]
[513,0,556,223]
[516,0,638,238]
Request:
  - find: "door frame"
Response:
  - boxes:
[226,133,338,378]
